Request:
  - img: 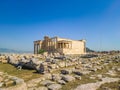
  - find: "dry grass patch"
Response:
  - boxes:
[97,81,120,90]
[0,63,41,81]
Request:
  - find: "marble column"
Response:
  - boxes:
[35,44,38,54]
[34,44,36,54]
[62,43,64,48]
[37,44,39,54]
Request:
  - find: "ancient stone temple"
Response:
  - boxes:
[34,36,86,55]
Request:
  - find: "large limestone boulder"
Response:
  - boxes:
[19,58,29,64]
[18,58,42,70]
[7,56,19,65]
[30,58,42,66]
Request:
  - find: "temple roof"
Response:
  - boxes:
[58,40,72,43]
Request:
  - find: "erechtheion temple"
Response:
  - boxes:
[34,36,86,55]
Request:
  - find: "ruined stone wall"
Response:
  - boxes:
[34,37,86,55]
[34,41,43,54]
[57,37,86,54]
[62,41,85,54]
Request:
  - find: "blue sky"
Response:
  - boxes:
[0,0,120,51]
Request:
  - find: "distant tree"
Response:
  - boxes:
[38,49,45,54]
[86,47,94,52]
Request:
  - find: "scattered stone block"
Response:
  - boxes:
[62,75,75,82]
[58,80,66,85]
[51,74,61,81]
[61,70,69,75]
[37,86,48,90]
[40,80,55,86]
[4,80,14,87]
[74,75,81,80]
[48,84,62,90]
[0,76,3,82]
[73,70,83,76]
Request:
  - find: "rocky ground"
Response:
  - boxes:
[0,53,120,90]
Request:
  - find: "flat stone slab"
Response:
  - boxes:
[62,75,75,82]
[28,87,48,90]
[80,71,91,75]
[58,80,66,85]
[74,77,120,90]
[40,80,55,86]
[0,82,27,90]
[48,84,62,90]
